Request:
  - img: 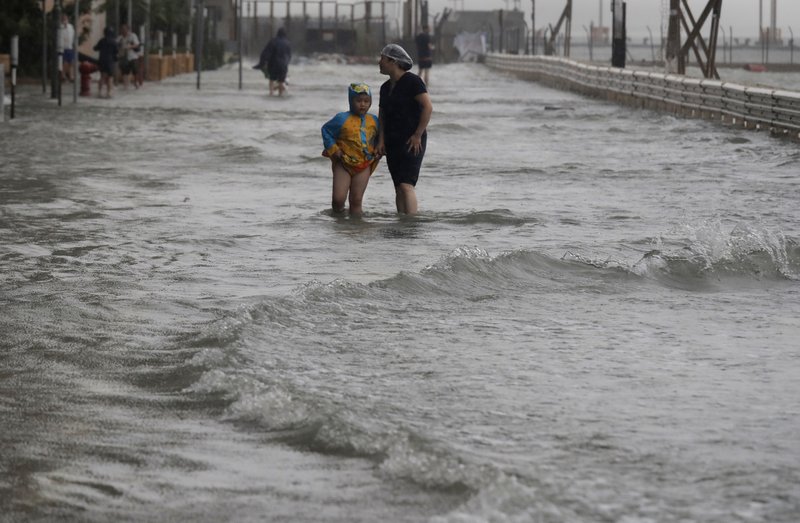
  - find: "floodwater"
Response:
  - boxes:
[1,61,799,522]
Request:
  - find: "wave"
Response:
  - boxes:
[201,142,264,162]
[631,221,799,285]
[430,474,582,523]
[185,363,488,495]
[432,122,476,133]
[178,226,798,364]
[263,131,306,144]
[433,209,538,227]
[173,223,798,498]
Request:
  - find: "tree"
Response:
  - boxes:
[0,0,91,77]
[98,0,192,49]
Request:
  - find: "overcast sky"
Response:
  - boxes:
[425,0,800,40]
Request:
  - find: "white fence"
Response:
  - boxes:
[485,53,800,142]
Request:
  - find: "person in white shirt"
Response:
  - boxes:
[60,13,76,82]
[118,24,141,89]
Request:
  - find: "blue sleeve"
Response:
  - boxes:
[321,112,349,152]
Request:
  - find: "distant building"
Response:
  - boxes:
[759,27,783,46]
[437,10,527,63]
[207,0,402,58]
[591,25,609,45]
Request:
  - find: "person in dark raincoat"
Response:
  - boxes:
[93,27,118,98]
[253,28,292,96]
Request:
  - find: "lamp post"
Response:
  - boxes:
[238,0,243,90]
[759,0,764,64]
[144,0,151,85]
[531,0,535,55]
[729,26,733,64]
[646,25,655,62]
[72,0,78,103]
[40,0,47,93]
[195,0,204,89]
[56,4,63,106]
[10,35,18,119]
[583,25,592,61]
[51,1,60,100]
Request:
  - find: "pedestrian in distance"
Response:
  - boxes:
[253,28,292,97]
[60,13,76,82]
[321,83,381,217]
[376,44,433,215]
[93,27,118,98]
[118,24,141,90]
[414,24,434,85]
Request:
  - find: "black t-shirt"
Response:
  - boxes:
[379,73,428,143]
[415,32,432,59]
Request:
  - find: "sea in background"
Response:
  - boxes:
[570,43,800,83]
[1,60,799,522]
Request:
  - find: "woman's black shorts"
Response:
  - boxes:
[386,133,427,187]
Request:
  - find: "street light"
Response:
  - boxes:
[40,0,47,93]
[10,35,18,119]
[789,27,795,65]
[195,0,204,89]
[583,24,593,61]
[719,25,726,64]
[646,25,654,62]
[729,26,733,65]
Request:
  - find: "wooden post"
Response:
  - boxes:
[666,0,680,71]
[678,0,721,78]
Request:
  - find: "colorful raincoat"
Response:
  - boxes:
[321,83,380,175]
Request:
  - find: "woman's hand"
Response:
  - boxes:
[406,133,423,156]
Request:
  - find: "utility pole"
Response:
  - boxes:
[599,0,603,30]
[10,36,18,119]
[770,0,777,45]
[759,0,764,63]
[237,0,242,90]
[41,0,47,93]
[52,1,61,101]
[665,0,680,72]
[195,0,204,89]
[531,0,535,54]
[72,0,78,103]
[611,0,626,68]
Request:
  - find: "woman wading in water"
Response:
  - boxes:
[376,44,433,215]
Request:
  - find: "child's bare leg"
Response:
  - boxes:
[348,168,371,216]
[331,162,350,213]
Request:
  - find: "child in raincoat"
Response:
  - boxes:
[321,83,381,216]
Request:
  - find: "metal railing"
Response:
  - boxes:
[485,53,800,141]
